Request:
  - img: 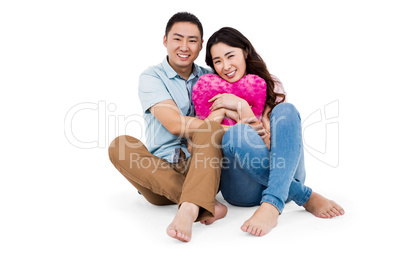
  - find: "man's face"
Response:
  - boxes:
[163,22,203,73]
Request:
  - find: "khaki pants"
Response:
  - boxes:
[108,121,225,221]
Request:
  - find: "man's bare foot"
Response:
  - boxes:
[200,200,228,225]
[303,192,345,218]
[166,202,199,242]
[241,202,279,237]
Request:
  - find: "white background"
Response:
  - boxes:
[1,0,401,267]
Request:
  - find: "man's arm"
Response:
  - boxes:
[149,99,206,138]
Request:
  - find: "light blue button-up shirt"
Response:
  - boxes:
[138,57,211,163]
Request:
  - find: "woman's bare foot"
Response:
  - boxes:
[303,192,345,218]
[166,202,199,242]
[241,202,279,237]
[200,200,228,225]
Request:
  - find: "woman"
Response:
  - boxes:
[196,27,344,236]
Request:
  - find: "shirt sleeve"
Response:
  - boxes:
[138,71,172,114]
[271,75,286,103]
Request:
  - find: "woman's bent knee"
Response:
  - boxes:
[271,103,299,118]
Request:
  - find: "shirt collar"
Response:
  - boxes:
[162,56,200,80]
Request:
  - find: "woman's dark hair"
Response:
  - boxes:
[206,27,285,117]
[165,12,203,39]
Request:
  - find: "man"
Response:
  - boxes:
[108,12,227,242]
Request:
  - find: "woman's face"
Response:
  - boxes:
[210,42,247,83]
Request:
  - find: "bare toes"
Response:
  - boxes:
[256,229,262,237]
[166,229,177,239]
[178,232,189,242]
[260,230,268,237]
[251,227,258,236]
[335,205,345,215]
[331,208,340,216]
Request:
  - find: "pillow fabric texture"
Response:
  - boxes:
[192,73,267,125]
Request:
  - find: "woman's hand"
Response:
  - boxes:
[238,116,267,138]
[261,115,271,150]
[261,114,270,134]
[209,93,246,112]
[224,108,240,122]
[205,108,226,123]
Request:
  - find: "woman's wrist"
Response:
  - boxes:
[237,99,254,119]
[206,108,225,123]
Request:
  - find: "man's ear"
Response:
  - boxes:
[163,35,167,48]
[199,39,204,51]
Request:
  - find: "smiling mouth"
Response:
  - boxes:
[226,70,236,78]
[178,54,190,59]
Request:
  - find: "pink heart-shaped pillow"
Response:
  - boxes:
[192,74,267,125]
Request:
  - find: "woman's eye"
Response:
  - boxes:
[228,55,234,59]
[214,61,221,65]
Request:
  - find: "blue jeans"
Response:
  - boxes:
[220,103,312,214]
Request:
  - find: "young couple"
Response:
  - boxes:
[108,12,344,242]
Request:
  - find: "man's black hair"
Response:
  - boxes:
[165,12,203,39]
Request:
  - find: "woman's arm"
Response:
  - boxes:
[205,108,236,131]
[205,108,226,124]
[209,93,266,137]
